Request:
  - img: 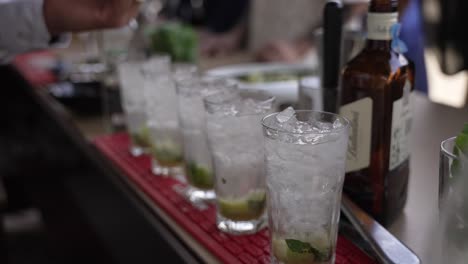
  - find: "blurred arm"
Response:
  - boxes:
[0,0,69,64]
[0,0,141,64]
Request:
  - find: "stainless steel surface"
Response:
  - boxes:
[340,92,467,264]
[342,194,420,264]
[389,92,468,264]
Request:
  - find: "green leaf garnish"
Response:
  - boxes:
[285,239,313,254]
[451,123,468,177]
[186,162,213,189]
[462,123,468,134]
[285,239,330,261]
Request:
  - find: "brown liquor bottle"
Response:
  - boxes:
[339,0,414,226]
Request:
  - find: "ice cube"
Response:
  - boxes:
[311,121,333,132]
[242,98,257,113]
[276,107,295,123]
[333,118,343,129]
[294,121,314,133]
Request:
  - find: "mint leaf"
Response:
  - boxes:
[462,123,468,135]
[285,239,331,261]
[285,239,313,254]
[312,247,331,261]
[451,124,468,178]
[455,133,468,155]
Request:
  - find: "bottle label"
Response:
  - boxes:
[367,12,398,40]
[340,97,373,173]
[389,81,413,171]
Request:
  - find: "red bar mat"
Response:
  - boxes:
[93,133,377,264]
[14,51,57,87]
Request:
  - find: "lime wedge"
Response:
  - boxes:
[131,126,152,148]
[151,140,183,165]
[218,190,266,221]
[272,236,331,263]
[187,162,214,190]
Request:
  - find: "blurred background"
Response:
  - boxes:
[14,0,468,137]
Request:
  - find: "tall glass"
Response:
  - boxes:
[205,91,275,235]
[262,110,349,264]
[141,55,184,176]
[117,60,151,156]
[177,77,234,201]
[439,137,460,203]
[438,137,468,263]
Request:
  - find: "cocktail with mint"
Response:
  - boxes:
[176,77,232,200]
[141,55,184,176]
[117,60,150,156]
[440,124,468,202]
[262,108,349,264]
[204,90,274,234]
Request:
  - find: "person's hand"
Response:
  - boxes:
[43,0,141,35]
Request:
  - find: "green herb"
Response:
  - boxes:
[285,239,330,262]
[150,23,197,63]
[285,239,312,254]
[455,124,468,154]
[151,146,183,164]
[247,192,266,213]
[187,162,213,190]
[451,123,468,176]
[131,126,152,148]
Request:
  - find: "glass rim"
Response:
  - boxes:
[441,136,458,160]
[119,59,146,67]
[204,91,275,117]
[204,90,274,105]
[261,110,350,135]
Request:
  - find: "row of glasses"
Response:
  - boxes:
[118,55,190,177]
[176,77,234,201]
[118,57,351,263]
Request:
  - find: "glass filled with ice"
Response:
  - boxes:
[262,108,349,264]
[176,77,234,201]
[204,90,275,235]
[141,55,184,176]
[117,60,151,156]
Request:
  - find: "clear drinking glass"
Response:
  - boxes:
[438,137,468,263]
[176,77,234,201]
[204,90,275,235]
[439,137,461,203]
[262,109,349,264]
[173,63,199,83]
[117,60,151,156]
[141,55,184,176]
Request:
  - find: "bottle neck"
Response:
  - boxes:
[365,12,398,50]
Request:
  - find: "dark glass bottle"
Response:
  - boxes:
[340,0,414,226]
